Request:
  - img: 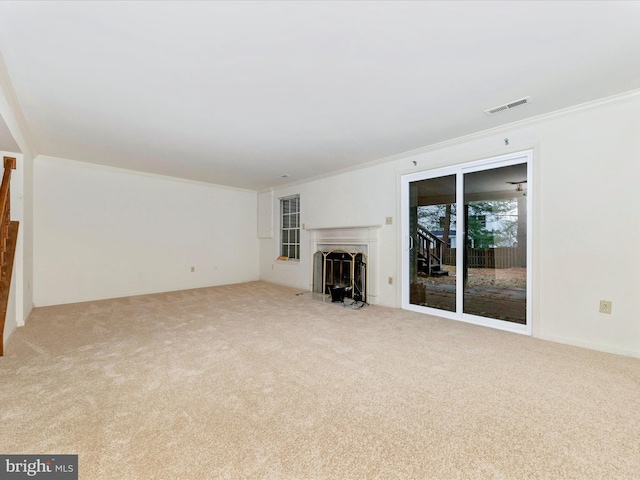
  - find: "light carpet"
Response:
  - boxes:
[1,281,639,479]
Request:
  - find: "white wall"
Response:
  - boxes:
[260,91,640,358]
[259,166,399,300]
[22,148,33,322]
[34,156,259,306]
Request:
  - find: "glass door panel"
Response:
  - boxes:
[403,150,531,333]
[463,164,527,324]
[409,174,456,312]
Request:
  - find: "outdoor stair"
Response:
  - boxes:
[416,225,449,277]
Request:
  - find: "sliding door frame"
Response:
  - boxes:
[401,150,533,335]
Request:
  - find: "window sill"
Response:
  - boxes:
[276,257,300,265]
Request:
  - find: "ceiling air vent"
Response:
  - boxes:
[484,96,531,116]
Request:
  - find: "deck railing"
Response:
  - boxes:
[444,246,525,269]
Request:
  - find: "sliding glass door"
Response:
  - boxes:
[408,174,457,312]
[402,151,531,334]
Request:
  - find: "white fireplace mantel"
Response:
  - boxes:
[307,225,381,304]
[307,224,380,243]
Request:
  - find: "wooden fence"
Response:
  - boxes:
[443,247,525,269]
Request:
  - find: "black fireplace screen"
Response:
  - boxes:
[313,250,367,303]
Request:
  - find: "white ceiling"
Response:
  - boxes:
[0,1,639,191]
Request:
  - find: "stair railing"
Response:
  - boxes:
[0,156,17,356]
[0,157,16,278]
[416,225,444,275]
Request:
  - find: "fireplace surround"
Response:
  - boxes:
[307,225,381,304]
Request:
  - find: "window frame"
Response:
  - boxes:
[279,194,300,261]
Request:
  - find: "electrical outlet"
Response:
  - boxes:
[388,277,393,285]
[599,300,612,314]
[385,217,393,225]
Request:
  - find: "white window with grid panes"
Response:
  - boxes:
[280,195,300,260]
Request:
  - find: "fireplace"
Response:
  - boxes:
[307,225,380,304]
[313,250,367,302]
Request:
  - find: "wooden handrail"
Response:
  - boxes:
[0,156,17,356]
[0,157,15,277]
[417,225,444,247]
